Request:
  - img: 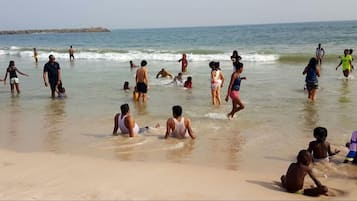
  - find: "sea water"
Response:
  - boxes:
[0,21,356,177]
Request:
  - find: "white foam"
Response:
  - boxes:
[204,113,228,120]
[0,47,280,62]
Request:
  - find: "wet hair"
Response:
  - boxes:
[58,84,65,93]
[344,49,349,55]
[172,105,182,118]
[313,127,327,142]
[307,57,318,69]
[187,76,192,81]
[214,61,220,70]
[232,50,238,57]
[49,54,54,60]
[120,103,130,115]
[123,81,129,90]
[8,60,15,67]
[349,49,353,55]
[141,60,147,67]
[178,72,182,76]
[234,62,243,71]
[297,150,312,166]
[209,61,215,69]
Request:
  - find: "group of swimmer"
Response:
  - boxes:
[303,44,354,102]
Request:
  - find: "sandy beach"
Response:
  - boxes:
[0,149,354,200]
[1,21,357,200]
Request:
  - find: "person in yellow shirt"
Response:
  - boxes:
[336,49,353,78]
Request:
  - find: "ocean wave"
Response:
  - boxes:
[0,47,279,62]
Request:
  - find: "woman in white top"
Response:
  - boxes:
[210,61,225,106]
[165,105,195,139]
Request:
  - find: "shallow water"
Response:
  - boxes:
[0,55,356,174]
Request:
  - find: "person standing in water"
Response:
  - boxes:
[303,58,320,102]
[3,60,29,94]
[210,61,225,105]
[43,55,62,98]
[336,49,353,78]
[33,48,39,64]
[135,60,149,102]
[69,45,75,61]
[315,43,325,66]
[231,50,242,72]
[225,62,246,119]
[178,53,188,73]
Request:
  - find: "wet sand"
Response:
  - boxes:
[0,149,354,200]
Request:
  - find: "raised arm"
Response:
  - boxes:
[16,68,28,77]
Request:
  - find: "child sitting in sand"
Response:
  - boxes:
[281,149,328,196]
[344,130,357,163]
[184,76,192,89]
[307,127,340,162]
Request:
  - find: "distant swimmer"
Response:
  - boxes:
[156,68,173,78]
[231,50,242,72]
[225,62,246,119]
[178,53,188,73]
[135,60,149,102]
[165,105,195,139]
[123,81,130,91]
[184,76,192,89]
[130,60,138,69]
[280,150,328,196]
[315,43,325,66]
[69,45,75,61]
[3,60,29,94]
[303,58,320,102]
[172,72,183,85]
[33,48,38,63]
[336,49,353,78]
[113,103,147,137]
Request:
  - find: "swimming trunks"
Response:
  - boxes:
[313,157,329,163]
[306,82,318,90]
[211,70,222,89]
[10,77,19,84]
[229,90,240,100]
[118,114,140,134]
[136,82,147,93]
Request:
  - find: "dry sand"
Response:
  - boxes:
[0,149,354,200]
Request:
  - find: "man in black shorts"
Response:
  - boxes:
[43,55,62,98]
[135,60,149,102]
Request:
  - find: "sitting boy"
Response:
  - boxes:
[307,127,339,162]
[281,150,328,196]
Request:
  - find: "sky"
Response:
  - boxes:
[1,0,357,30]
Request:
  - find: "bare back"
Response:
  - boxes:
[136,67,148,83]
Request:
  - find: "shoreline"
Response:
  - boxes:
[0,27,110,35]
[0,149,351,200]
